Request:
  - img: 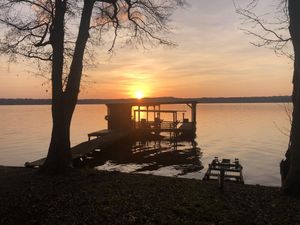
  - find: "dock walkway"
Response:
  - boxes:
[25,130,128,168]
[135,122,195,134]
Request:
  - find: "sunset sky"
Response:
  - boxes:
[0,0,292,99]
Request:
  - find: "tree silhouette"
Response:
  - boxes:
[0,0,185,174]
[236,0,300,195]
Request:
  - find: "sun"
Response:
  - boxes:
[135,90,144,99]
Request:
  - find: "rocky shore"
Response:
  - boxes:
[0,166,299,225]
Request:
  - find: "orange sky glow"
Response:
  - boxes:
[0,0,292,99]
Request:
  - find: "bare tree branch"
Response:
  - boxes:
[0,0,185,79]
[235,0,292,59]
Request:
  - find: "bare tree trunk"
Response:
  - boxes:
[41,0,71,173]
[41,0,95,173]
[65,0,95,117]
[281,0,300,195]
[42,104,73,173]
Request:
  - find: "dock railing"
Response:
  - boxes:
[134,120,179,130]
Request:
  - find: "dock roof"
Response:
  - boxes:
[100,97,198,105]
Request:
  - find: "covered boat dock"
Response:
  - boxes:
[89,97,198,139]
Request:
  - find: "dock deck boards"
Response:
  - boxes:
[25,130,128,168]
[135,122,195,133]
[87,129,112,140]
[136,128,193,133]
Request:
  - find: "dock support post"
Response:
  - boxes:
[158,105,161,120]
[219,167,225,193]
[191,103,197,131]
[134,110,137,129]
[146,106,149,121]
[138,105,140,128]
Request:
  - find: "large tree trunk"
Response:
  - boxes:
[280,0,300,195]
[41,0,71,173]
[42,101,73,173]
[41,0,95,174]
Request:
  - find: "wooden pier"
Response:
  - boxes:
[25,97,198,168]
[25,130,129,168]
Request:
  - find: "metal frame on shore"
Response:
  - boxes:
[203,157,244,184]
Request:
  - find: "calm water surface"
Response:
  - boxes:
[0,103,290,186]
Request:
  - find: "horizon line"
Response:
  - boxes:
[0,95,292,100]
[0,95,292,105]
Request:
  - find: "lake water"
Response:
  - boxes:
[0,103,290,186]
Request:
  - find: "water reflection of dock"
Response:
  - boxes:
[25,97,200,171]
[86,139,203,176]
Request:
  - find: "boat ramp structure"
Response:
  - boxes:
[203,157,244,184]
[25,97,198,168]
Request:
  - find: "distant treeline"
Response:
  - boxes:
[196,96,292,103]
[0,96,292,105]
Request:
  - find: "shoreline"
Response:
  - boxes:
[1,166,299,225]
[0,96,292,105]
